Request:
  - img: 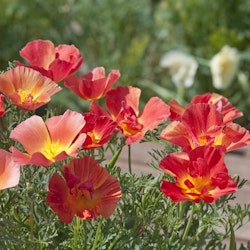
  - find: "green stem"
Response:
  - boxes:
[176,86,185,104]
[73,217,81,250]
[177,201,188,220]
[168,203,183,244]
[92,217,103,250]
[107,232,123,250]
[29,199,34,242]
[109,147,123,169]
[181,204,195,246]
[83,220,88,250]
[196,227,208,249]
[128,144,132,174]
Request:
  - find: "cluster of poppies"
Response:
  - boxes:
[159,93,250,203]
[0,39,249,223]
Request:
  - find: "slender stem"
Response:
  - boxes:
[181,204,195,246]
[29,198,34,241]
[107,232,123,250]
[109,147,123,169]
[73,217,81,250]
[176,86,185,104]
[196,227,208,249]
[128,144,132,174]
[92,217,103,250]
[169,202,186,244]
[178,202,187,218]
[83,220,88,250]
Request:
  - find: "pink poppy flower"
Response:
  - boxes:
[0,150,20,190]
[9,110,86,166]
[64,67,120,101]
[90,86,170,144]
[16,39,83,82]
[46,156,122,223]
[0,66,61,110]
[160,146,237,203]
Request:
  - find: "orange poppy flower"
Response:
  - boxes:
[9,110,86,166]
[64,67,120,101]
[0,66,61,110]
[160,103,250,152]
[81,113,117,149]
[0,150,20,190]
[16,39,83,82]
[160,146,237,203]
[169,92,242,124]
[46,156,122,223]
[90,86,170,144]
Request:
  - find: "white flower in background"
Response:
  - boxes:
[160,50,198,88]
[210,46,239,90]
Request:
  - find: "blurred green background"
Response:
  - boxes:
[1,0,250,127]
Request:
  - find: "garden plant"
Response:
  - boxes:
[0,40,250,249]
[0,39,250,250]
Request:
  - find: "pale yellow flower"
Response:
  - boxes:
[210,46,239,90]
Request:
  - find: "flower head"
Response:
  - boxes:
[81,113,117,149]
[16,39,83,82]
[10,110,86,166]
[160,50,198,88]
[210,46,239,90]
[0,150,20,190]
[46,156,122,223]
[0,66,61,110]
[160,103,250,152]
[91,86,170,144]
[160,146,237,203]
[64,67,120,101]
[169,92,242,124]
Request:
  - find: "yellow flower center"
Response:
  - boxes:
[87,131,100,145]
[178,175,212,200]
[18,89,35,103]
[197,136,208,146]
[41,140,65,161]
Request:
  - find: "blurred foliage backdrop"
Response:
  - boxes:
[1,0,250,127]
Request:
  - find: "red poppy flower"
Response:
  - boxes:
[160,103,250,152]
[0,66,61,110]
[160,146,237,203]
[81,113,117,149]
[64,67,120,101]
[16,39,83,82]
[90,86,170,144]
[9,110,86,166]
[169,92,242,124]
[0,150,20,190]
[46,156,122,223]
